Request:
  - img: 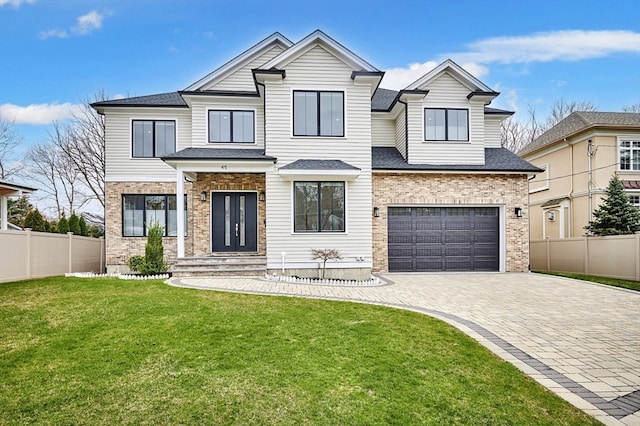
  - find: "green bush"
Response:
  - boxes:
[57,215,69,234]
[23,209,48,232]
[127,255,145,272]
[68,214,81,235]
[78,216,88,236]
[138,221,168,275]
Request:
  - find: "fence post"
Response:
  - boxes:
[99,236,105,273]
[636,234,640,282]
[25,228,32,280]
[68,232,74,273]
[583,235,589,276]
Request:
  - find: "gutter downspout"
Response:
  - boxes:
[567,138,573,237]
[587,139,593,227]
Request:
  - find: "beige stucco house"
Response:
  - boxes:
[93,30,540,278]
[520,111,640,240]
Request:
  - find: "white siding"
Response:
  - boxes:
[189,97,264,148]
[203,45,285,92]
[408,72,485,165]
[395,109,407,158]
[484,115,504,148]
[263,44,372,269]
[372,115,395,147]
[105,108,191,181]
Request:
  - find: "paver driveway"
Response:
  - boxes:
[168,272,640,426]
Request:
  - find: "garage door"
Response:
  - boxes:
[388,207,499,272]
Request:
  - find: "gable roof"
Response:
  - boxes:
[92,92,187,109]
[372,147,542,173]
[185,32,293,91]
[259,29,379,72]
[405,59,494,93]
[520,111,640,156]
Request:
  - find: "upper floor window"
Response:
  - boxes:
[619,139,640,171]
[122,194,187,237]
[209,110,254,143]
[424,108,468,141]
[293,91,344,137]
[629,194,640,209]
[132,120,175,158]
[294,181,345,232]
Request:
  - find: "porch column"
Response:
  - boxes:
[176,168,185,258]
[1,195,7,231]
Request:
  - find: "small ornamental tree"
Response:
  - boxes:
[311,248,342,279]
[585,175,640,235]
[138,221,169,275]
[23,209,47,232]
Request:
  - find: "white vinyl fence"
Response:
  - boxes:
[0,229,105,283]
[530,234,640,281]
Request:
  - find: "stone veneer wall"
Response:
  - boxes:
[191,173,266,256]
[105,181,194,271]
[372,173,530,273]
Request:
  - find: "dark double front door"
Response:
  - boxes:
[211,192,257,252]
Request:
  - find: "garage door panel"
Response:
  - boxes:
[388,207,499,272]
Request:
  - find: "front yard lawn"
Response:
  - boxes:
[0,277,598,425]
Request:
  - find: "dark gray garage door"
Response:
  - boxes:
[388,207,499,272]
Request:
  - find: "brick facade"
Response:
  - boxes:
[372,173,531,273]
[105,174,266,272]
[105,181,194,271]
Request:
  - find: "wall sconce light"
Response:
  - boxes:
[200,191,207,202]
[373,207,380,218]
[514,207,522,218]
[259,191,266,201]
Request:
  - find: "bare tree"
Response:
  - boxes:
[27,133,90,219]
[544,99,597,130]
[52,90,107,208]
[622,102,640,113]
[0,113,22,179]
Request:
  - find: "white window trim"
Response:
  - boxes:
[529,163,550,193]
[617,136,640,172]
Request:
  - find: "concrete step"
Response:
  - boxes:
[171,255,266,277]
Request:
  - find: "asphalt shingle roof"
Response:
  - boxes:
[372,147,542,173]
[92,92,187,108]
[371,88,399,111]
[162,148,276,161]
[520,111,640,156]
[623,180,640,190]
[280,159,360,170]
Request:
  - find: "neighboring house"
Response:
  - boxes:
[92,30,540,278]
[0,180,37,231]
[520,111,640,240]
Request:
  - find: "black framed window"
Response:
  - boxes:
[208,110,254,143]
[293,91,344,137]
[122,194,187,237]
[132,120,176,157]
[294,182,345,232]
[424,108,468,141]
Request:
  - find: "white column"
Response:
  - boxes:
[176,168,185,258]
[1,195,7,230]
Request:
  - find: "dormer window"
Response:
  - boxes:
[209,110,255,143]
[424,108,468,141]
[293,91,344,137]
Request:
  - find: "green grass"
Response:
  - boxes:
[0,277,599,425]
[534,270,640,292]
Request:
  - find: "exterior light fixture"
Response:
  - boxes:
[514,207,522,218]
[259,191,266,201]
[200,191,207,202]
[373,207,380,218]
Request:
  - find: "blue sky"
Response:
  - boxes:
[1,0,639,155]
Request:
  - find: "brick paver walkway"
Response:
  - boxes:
[167,272,640,426]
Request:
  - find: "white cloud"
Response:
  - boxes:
[0,103,83,125]
[38,29,68,40]
[0,0,35,8]
[72,10,104,35]
[448,30,640,64]
[381,60,489,90]
[39,10,107,40]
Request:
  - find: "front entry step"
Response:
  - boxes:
[171,255,266,277]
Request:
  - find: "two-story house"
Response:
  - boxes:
[93,30,540,279]
[520,111,640,240]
